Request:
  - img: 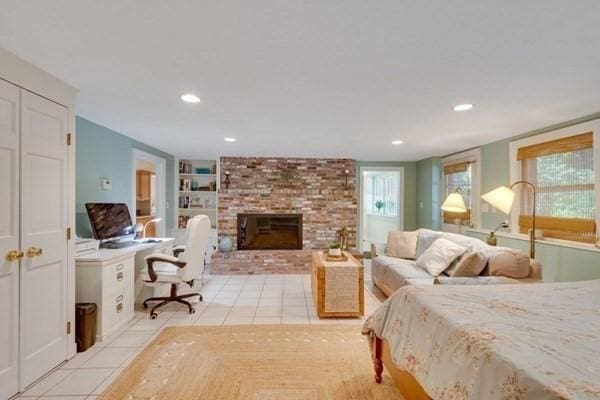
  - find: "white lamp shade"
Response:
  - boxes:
[441,192,467,213]
[481,186,515,214]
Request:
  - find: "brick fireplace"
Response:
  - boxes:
[211,157,358,274]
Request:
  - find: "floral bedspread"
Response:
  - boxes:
[362,280,600,400]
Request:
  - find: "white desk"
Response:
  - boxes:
[76,238,175,340]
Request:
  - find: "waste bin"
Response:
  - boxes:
[75,303,97,352]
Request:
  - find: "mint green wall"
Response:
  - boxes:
[416,157,442,230]
[356,161,417,230]
[75,117,175,237]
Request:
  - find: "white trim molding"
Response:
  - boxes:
[358,166,405,252]
[131,149,167,237]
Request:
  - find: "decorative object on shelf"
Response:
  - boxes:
[486,220,509,246]
[195,167,212,174]
[441,187,468,232]
[344,169,350,190]
[219,235,233,253]
[337,226,349,250]
[481,181,537,258]
[328,242,342,257]
[224,171,231,189]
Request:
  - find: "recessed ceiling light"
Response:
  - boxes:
[391,140,403,145]
[453,103,473,111]
[180,94,201,103]
[224,137,236,142]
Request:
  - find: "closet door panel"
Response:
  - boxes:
[0,79,20,400]
[20,90,69,388]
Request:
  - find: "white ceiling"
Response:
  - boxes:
[1,1,600,161]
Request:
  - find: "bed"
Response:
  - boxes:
[362,280,600,400]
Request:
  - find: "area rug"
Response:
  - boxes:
[99,325,402,399]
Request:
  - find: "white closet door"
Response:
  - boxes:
[0,80,20,400]
[20,90,69,388]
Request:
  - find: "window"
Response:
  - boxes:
[365,173,399,217]
[517,132,596,243]
[443,162,472,225]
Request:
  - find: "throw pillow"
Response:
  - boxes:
[385,231,419,260]
[415,229,443,259]
[446,250,488,277]
[488,249,530,279]
[415,238,467,277]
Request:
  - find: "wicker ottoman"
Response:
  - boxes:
[311,251,364,318]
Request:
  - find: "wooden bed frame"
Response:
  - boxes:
[372,336,432,400]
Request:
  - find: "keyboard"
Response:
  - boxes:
[100,240,139,249]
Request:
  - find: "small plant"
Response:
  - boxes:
[375,200,384,212]
[328,242,342,256]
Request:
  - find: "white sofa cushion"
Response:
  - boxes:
[386,231,418,259]
[415,229,443,259]
[416,238,467,277]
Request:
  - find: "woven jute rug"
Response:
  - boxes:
[99,325,402,399]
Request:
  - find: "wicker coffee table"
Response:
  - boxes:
[311,251,364,318]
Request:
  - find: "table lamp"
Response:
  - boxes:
[441,190,468,232]
[143,217,162,238]
[481,181,536,258]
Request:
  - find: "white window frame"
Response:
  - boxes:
[358,166,404,252]
[441,148,481,233]
[508,120,600,243]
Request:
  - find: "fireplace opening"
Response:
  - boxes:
[237,213,302,250]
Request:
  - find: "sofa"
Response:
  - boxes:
[371,228,542,297]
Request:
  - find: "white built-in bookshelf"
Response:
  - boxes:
[177,159,218,230]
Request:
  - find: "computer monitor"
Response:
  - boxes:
[85,203,135,241]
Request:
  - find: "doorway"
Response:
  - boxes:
[132,149,166,237]
[359,167,404,252]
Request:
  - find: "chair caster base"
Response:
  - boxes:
[143,288,202,319]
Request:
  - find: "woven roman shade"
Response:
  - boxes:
[518,132,596,243]
[443,162,472,224]
[443,161,470,175]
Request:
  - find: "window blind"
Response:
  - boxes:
[518,132,596,243]
[443,162,472,224]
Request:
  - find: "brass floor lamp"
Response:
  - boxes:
[481,181,536,259]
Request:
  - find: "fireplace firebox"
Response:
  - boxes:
[237,213,302,250]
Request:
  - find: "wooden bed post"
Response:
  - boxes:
[373,336,384,384]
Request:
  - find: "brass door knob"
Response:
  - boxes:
[26,247,43,258]
[5,250,24,262]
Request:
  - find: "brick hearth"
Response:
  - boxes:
[211,156,358,274]
[210,250,312,275]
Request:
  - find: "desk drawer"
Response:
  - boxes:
[102,289,133,332]
[102,256,134,296]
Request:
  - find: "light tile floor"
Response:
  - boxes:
[15,263,383,399]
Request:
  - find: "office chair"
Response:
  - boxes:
[141,215,209,319]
